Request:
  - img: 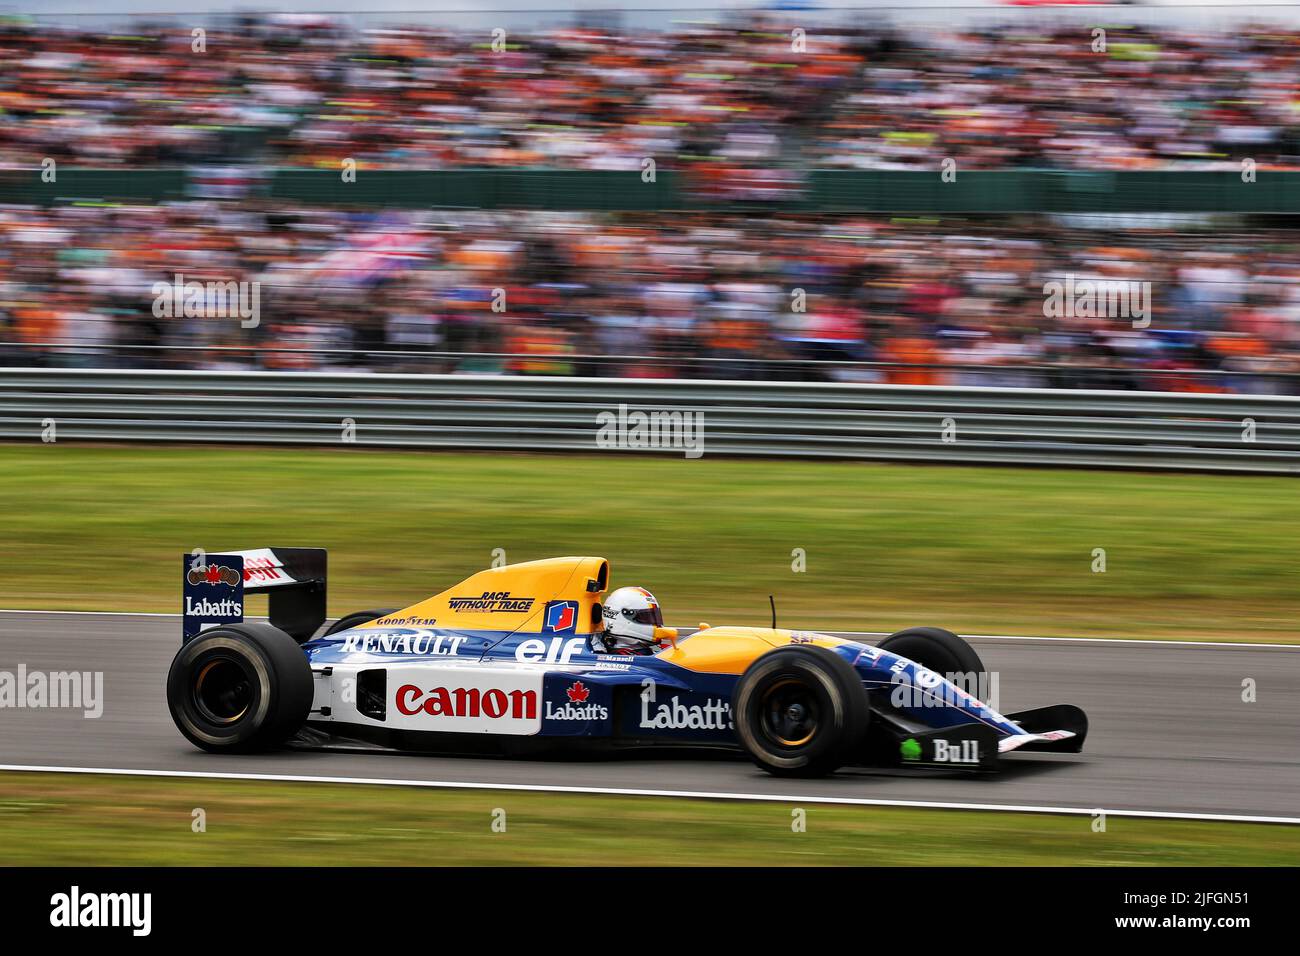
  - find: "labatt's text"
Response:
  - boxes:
[184,596,241,616]
[640,694,732,730]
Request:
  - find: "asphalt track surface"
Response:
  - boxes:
[2,611,1298,822]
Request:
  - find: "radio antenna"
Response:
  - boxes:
[769,594,777,630]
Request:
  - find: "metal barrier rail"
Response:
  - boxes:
[1,368,1297,474]
[6,342,1299,392]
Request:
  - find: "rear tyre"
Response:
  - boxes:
[876,627,984,677]
[323,608,399,637]
[167,622,313,753]
[732,644,869,777]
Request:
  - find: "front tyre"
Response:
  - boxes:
[732,645,869,777]
[876,627,985,676]
[167,622,313,753]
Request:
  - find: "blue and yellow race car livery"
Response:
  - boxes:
[168,551,1087,777]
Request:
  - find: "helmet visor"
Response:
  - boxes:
[625,605,663,628]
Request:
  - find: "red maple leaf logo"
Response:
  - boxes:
[566,681,590,703]
[206,564,221,585]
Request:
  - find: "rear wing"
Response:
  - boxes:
[182,548,327,643]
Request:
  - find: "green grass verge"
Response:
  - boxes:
[1,444,1298,641]
[0,771,1294,866]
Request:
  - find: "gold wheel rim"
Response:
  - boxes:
[195,659,250,723]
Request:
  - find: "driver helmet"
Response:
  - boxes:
[601,586,665,651]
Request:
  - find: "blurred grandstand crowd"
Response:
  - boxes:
[3,203,1298,391]
[2,17,1298,171]
[3,14,1300,390]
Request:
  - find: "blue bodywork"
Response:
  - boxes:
[302,624,1033,749]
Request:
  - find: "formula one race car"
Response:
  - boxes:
[168,551,1087,777]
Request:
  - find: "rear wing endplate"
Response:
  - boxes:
[182,547,326,643]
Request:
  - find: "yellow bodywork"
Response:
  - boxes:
[357,556,609,635]
[353,555,850,675]
[657,628,848,674]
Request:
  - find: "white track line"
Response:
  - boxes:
[0,764,1296,825]
[1,609,1294,649]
